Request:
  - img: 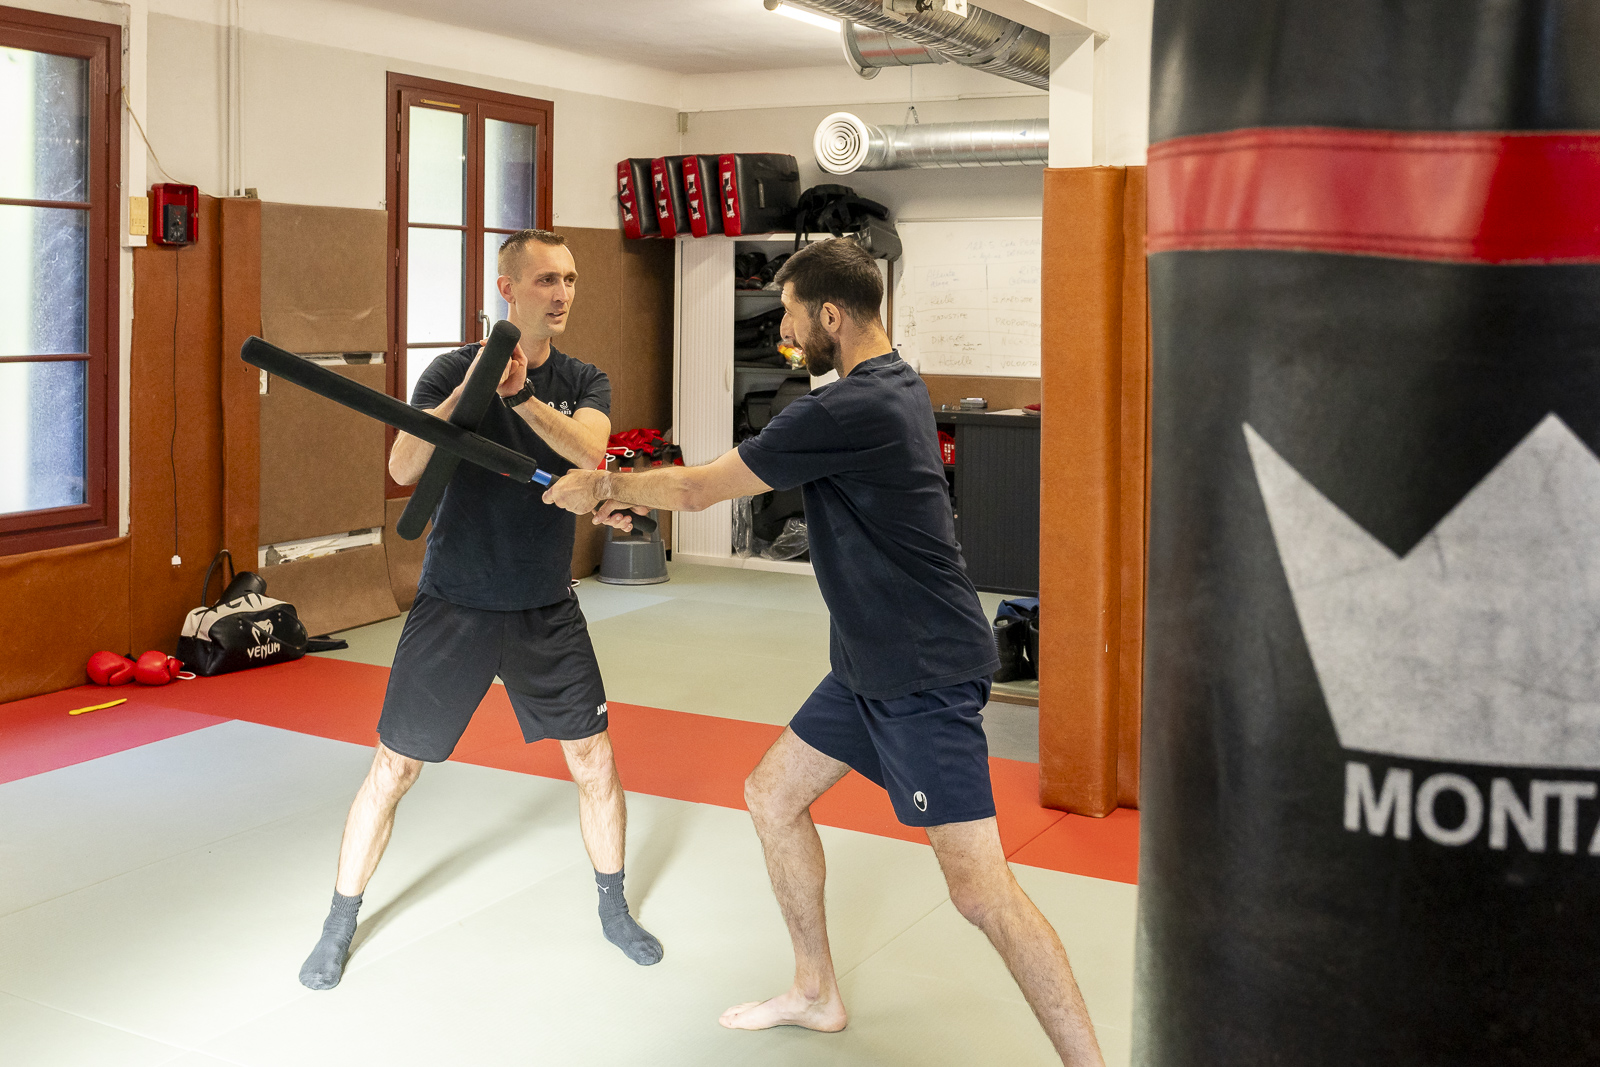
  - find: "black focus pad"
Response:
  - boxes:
[241,335,547,487]
[397,321,521,541]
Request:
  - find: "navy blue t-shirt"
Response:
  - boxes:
[738,353,998,699]
[410,344,610,610]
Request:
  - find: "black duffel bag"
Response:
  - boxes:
[176,551,308,676]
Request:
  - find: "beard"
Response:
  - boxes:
[799,317,840,376]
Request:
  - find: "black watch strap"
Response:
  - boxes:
[502,378,537,409]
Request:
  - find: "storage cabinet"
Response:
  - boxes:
[937,411,1040,595]
[672,234,840,574]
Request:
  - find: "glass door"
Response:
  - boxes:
[389,78,551,420]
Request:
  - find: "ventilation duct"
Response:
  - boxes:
[814,111,1049,173]
[841,23,947,75]
[778,0,1050,90]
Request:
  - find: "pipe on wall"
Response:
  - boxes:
[786,0,1050,90]
[813,111,1049,173]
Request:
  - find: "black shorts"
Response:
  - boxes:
[377,591,608,763]
[790,672,995,828]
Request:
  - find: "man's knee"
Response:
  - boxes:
[945,866,1019,930]
[948,879,1003,929]
[562,733,616,791]
[369,743,423,800]
[744,767,801,827]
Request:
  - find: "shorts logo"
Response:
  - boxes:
[913,790,928,813]
[596,703,608,716]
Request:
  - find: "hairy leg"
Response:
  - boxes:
[336,741,424,896]
[720,728,852,1033]
[561,732,662,965]
[926,818,1104,1066]
[561,732,625,873]
[301,741,422,989]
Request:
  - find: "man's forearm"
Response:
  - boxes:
[511,399,607,469]
[388,391,462,485]
[600,467,709,512]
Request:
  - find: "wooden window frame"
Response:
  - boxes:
[383,72,553,499]
[0,5,122,554]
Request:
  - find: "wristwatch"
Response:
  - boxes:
[502,378,537,409]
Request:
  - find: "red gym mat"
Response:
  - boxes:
[0,687,225,785]
[0,657,1139,884]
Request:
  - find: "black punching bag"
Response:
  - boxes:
[1138,2,1600,1064]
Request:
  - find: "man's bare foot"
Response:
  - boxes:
[719,987,848,1032]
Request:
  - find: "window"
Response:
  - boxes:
[0,7,120,553]
[385,74,552,495]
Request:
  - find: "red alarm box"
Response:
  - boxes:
[150,183,199,246]
[938,430,956,466]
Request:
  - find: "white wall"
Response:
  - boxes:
[1089,0,1153,165]
[144,11,681,228]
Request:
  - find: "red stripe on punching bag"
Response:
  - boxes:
[1148,127,1600,264]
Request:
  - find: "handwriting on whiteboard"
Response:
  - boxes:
[892,220,1042,378]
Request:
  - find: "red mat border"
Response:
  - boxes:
[0,657,1138,884]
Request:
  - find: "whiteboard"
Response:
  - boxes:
[891,218,1042,378]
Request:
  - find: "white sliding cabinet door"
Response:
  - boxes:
[673,236,735,560]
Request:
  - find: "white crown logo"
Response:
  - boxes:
[1245,414,1600,770]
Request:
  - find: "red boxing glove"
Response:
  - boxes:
[87,650,136,686]
[133,649,179,686]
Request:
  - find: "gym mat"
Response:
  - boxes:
[0,657,1139,884]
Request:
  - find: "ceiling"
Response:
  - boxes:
[342,0,850,75]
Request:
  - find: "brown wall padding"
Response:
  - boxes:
[559,227,676,434]
[550,227,676,579]
[259,363,387,545]
[129,198,231,656]
[0,537,131,703]
[260,203,387,354]
[382,497,427,611]
[1038,167,1150,816]
[220,199,262,569]
[923,375,1041,412]
[260,544,399,637]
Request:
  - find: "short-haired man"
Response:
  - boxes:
[298,230,662,991]
[544,237,1104,1064]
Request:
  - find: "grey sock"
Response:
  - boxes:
[299,891,362,990]
[596,868,662,966]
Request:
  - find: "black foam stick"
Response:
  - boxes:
[241,335,657,537]
[242,335,552,486]
[396,321,520,540]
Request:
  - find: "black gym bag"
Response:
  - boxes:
[176,550,310,676]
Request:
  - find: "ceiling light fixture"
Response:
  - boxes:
[770,2,842,33]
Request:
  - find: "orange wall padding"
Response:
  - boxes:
[1038,167,1151,816]
[0,537,132,704]
[0,197,262,701]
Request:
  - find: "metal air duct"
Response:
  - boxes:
[841,22,947,76]
[779,0,1051,90]
[813,111,1048,173]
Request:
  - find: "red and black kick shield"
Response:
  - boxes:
[616,158,658,239]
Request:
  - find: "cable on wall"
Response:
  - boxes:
[170,250,182,567]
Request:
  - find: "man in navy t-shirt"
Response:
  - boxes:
[297,230,662,992]
[544,238,1104,1065]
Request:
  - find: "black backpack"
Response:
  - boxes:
[793,185,901,261]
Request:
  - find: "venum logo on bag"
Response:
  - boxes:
[245,618,281,659]
[1246,415,1600,856]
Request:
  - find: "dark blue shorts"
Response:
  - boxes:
[790,672,995,828]
[377,592,608,763]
